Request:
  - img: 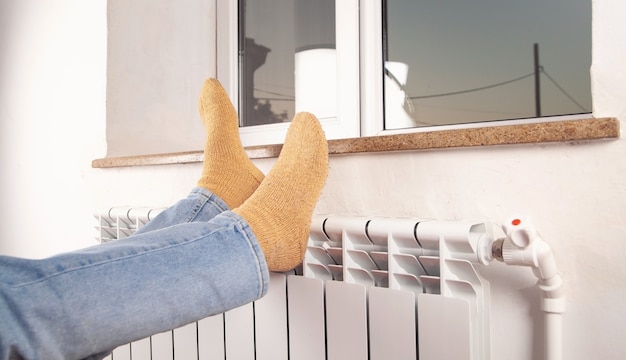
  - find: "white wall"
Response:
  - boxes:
[0,0,107,257]
[106,0,214,157]
[1,0,625,359]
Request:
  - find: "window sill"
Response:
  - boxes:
[92,117,619,168]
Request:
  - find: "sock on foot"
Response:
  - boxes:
[197,78,265,209]
[233,112,329,272]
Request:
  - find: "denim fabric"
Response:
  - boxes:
[0,189,269,360]
[134,187,231,235]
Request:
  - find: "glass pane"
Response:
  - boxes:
[384,0,592,130]
[239,0,336,127]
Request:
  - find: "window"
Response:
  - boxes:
[221,0,591,146]
[222,0,360,146]
[383,0,592,130]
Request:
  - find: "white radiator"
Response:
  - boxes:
[95,208,562,360]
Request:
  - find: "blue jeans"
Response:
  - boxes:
[0,188,270,360]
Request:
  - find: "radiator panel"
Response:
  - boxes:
[254,273,289,360]
[224,303,254,360]
[286,276,326,360]
[368,286,417,360]
[130,337,151,359]
[418,294,472,360]
[151,331,173,360]
[325,281,368,360]
[174,323,198,359]
[197,314,225,359]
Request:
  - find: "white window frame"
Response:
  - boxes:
[217,0,591,147]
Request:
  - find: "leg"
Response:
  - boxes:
[137,78,265,234]
[0,212,269,360]
[133,187,229,235]
[196,78,264,209]
[0,109,328,359]
[234,112,329,271]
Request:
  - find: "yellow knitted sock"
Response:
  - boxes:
[197,78,265,209]
[233,112,329,272]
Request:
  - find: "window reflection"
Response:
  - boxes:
[384,0,592,130]
[239,0,335,127]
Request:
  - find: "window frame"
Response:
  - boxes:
[217,0,592,147]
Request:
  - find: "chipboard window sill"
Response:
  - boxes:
[92,117,619,168]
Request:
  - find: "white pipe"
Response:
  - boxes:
[539,275,565,360]
[498,217,565,360]
[545,311,563,360]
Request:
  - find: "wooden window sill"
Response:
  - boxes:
[92,117,619,168]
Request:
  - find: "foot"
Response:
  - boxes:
[233,112,329,272]
[196,78,265,209]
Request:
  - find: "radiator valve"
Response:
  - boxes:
[492,216,565,309]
